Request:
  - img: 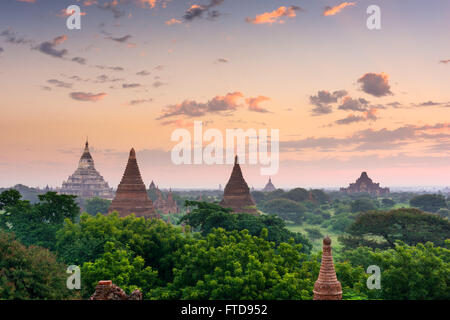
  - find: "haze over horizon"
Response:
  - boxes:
[1,0,449,189]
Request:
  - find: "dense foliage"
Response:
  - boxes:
[0,231,74,299]
[0,189,449,300]
[181,201,312,253]
[340,208,450,250]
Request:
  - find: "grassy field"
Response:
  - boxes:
[287,223,343,255]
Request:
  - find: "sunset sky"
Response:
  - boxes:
[0,0,449,189]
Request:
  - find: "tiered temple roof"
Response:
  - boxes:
[219,156,258,215]
[151,183,179,214]
[313,236,342,300]
[60,140,114,200]
[262,177,276,192]
[340,171,389,196]
[108,148,157,218]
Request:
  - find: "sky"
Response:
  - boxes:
[0,0,449,189]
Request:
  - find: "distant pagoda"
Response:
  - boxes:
[149,182,179,214]
[313,236,342,300]
[108,148,157,218]
[219,155,258,215]
[61,140,114,200]
[340,171,389,196]
[262,177,276,192]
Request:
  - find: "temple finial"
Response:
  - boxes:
[234,155,238,164]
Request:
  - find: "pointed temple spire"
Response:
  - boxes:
[108,148,157,218]
[61,140,114,199]
[263,177,276,192]
[219,155,258,215]
[313,236,342,300]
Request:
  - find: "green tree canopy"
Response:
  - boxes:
[340,208,450,250]
[181,201,311,253]
[410,194,447,213]
[85,197,112,215]
[0,231,74,299]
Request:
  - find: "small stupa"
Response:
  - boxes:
[108,148,157,218]
[219,155,257,215]
[313,236,342,300]
[262,177,276,192]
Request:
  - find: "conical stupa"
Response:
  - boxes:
[219,155,258,215]
[108,148,157,218]
[61,140,114,199]
[313,236,342,300]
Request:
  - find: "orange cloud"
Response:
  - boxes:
[139,0,158,8]
[246,6,301,25]
[83,0,98,5]
[246,96,270,113]
[166,18,182,26]
[53,35,68,45]
[323,2,355,16]
[57,8,87,18]
[17,0,36,3]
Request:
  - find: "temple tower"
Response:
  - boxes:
[313,236,342,300]
[219,155,258,215]
[108,148,157,218]
[61,140,114,200]
[262,177,276,192]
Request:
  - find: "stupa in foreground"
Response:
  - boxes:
[219,155,258,215]
[108,148,157,218]
[313,236,342,300]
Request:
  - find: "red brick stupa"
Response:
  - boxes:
[108,148,157,218]
[219,155,258,215]
[313,236,342,300]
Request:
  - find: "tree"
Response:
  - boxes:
[310,189,330,204]
[381,198,395,208]
[181,201,311,252]
[341,241,450,300]
[284,188,309,202]
[410,194,447,213]
[350,198,377,213]
[305,227,323,240]
[340,208,450,250]
[0,231,74,299]
[0,191,79,250]
[0,189,22,209]
[81,242,158,299]
[56,212,189,282]
[85,197,111,215]
[260,198,306,223]
[150,228,317,300]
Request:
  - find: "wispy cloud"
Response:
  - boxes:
[157,91,244,119]
[36,35,68,58]
[70,92,107,102]
[246,96,270,113]
[246,6,302,25]
[323,2,355,16]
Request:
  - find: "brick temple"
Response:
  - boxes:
[60,140,114,200]
[108,148,157,218]
[340,171,389,196]
[313,236,342,300]
[220,155,258,215]
[149,181,179,214]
